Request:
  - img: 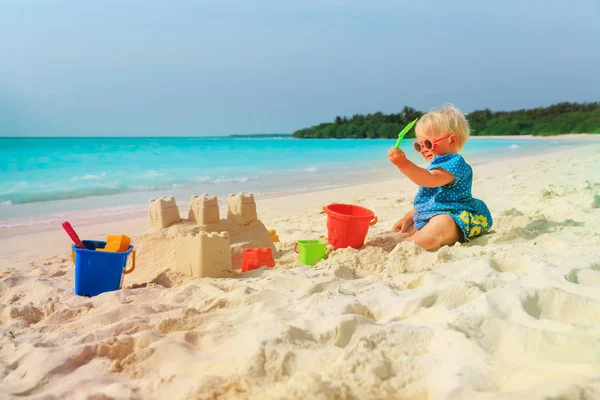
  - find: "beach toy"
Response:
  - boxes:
[96,235,131,252]
[242,248,275,272]
[72,240,136,297]
[294,240,327,266]
[62,221,90,249]
[394,118,419,149]
[323,204,378,249]
[269,229,280,243]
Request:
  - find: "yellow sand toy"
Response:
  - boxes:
[96,235,131,252]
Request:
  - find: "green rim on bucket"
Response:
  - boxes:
[299,240,326,245]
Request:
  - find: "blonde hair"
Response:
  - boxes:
[415,104,470,150]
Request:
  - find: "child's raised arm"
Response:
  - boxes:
[387,148,454,188]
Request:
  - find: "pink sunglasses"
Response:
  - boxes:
[413,134,453,153]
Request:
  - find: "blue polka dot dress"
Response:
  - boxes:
[413,154,492,241]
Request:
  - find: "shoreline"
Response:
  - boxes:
[1,136,593,223]
[0,138,591,238]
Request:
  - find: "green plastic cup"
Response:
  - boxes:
[294,240,327,266]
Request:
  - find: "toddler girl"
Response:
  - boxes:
[387,105,492,250]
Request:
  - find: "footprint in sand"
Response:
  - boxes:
[0,304,44,326]
[521,287,600,326]
[564,266,600,289]
[490,256,536,273]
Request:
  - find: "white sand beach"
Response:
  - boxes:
[2,143,600,399]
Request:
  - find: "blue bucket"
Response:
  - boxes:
[72,240,136,297]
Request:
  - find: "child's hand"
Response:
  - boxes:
[388,148,409,168]
[393,215,414,233]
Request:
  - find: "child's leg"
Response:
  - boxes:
[405,214,460,251]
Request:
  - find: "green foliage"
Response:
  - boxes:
[292,102,600,138]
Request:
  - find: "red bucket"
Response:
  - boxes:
[323,204,378,249]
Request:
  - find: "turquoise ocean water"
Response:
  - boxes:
[0,136,587,227]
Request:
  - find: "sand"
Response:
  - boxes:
[1,143,600,399]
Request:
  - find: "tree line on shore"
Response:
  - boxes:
[292,102,600,138]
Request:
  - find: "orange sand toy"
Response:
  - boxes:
[96,235,131,252]
[269,229,280,243]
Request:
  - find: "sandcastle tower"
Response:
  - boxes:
[188,194,220,225]
[227,192,257,225]
[148,196,181,228]
[176,232,232,278]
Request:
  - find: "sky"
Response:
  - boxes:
[1,0,599,137]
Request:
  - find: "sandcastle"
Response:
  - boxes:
[139,192,275,279]
[175,232,233,279]
[227,193,257,224]
[148,196,182,228]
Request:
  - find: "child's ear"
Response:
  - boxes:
[449,135,459,147]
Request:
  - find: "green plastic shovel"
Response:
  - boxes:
[394,118,419,149]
